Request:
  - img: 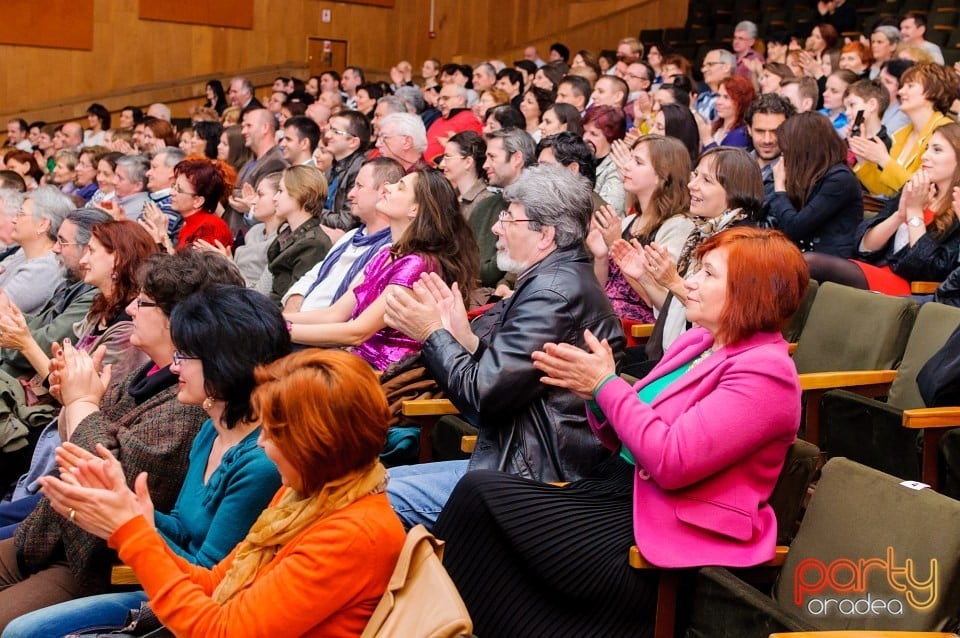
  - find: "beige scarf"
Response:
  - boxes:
[212,461,388,604]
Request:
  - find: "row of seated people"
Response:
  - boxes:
[0,26,958,634]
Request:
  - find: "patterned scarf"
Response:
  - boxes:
[676,208,748,276]
[212,461,388,604]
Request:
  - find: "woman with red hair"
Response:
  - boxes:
[37,349,405,637]
[434,227,808,636]
[839,41,872,78]
[142,158,235,253]
[582,105,628,215]
[698,76,755,150]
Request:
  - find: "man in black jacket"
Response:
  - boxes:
[384,163,625,530]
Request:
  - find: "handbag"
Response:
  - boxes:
[361,524,473,638]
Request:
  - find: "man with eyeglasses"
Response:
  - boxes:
[694,49,735,124]
[322,110,370,233]
[423,84,483,167]
[732,21,765,83]
[375,113,430,174]
[382,163,625,531]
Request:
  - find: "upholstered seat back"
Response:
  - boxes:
[887,302,960,410]
[791,282,917,374]
[773,458,960,630]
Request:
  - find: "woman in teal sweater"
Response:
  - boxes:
[3,285,290,637]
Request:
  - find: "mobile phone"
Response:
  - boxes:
[850,110,865,137]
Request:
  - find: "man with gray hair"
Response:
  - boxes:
[733,20,764,81]
[146,147,186,238]
[0,187,73,314]
[227,76,263,112]
[372,96,410,139]
[146,103,171,123]
[472,62,497,93]
[383,163,624,530]
[470,128,536,290]
[695,49,735,123]
[423,84,483,165]
[110,155,150,221]
[375,113,429,173]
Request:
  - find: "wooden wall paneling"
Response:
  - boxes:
[0,0,94,50]
[139,0,254,30]
[0,0,688,128]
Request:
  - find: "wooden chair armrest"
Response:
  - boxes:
[798,370,896,391]
[401,399,460,417]
[771,633,958,638]
[910,281,940,295]
[631,323,654,338]
[902,407,960,429]
[111,564,139,586]
[628,545,788,569]
[460,435,477,453]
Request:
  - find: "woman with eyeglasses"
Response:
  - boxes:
[0,218,157,518]
[0,187,73,315]
[141,158,235,254]
[284,168,479,371]
[3,285,290,637]
[0,251,252,631]
[440,131,492,222]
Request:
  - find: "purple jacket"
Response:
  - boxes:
[589,327,800,568]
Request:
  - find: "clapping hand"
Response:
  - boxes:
[531,329,616,400]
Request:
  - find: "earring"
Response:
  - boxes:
[203,397,215,410]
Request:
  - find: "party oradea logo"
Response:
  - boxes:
[793,546,937,617]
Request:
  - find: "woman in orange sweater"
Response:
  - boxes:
[36,349,405,638]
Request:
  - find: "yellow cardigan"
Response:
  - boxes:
[853,112,953,196]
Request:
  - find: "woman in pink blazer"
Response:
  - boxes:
[433,227,809,637]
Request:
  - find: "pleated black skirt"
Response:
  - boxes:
[433,457,656,638]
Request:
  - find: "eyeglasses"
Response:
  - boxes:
[497,210,535,226]
[56,236,81,247]
[328,126,356,138]
[702,61,726,68]
[377,133,402,143]
[171,183,198,196]
[173,350,201,366]
[134,297,160,309]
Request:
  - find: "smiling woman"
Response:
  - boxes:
[0,251,249,632]
[434,227,809,638]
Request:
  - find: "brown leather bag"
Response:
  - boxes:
[361,525,473,638]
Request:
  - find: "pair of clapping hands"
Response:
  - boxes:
[38,440,155,541]
[585,205,682,290]
[384,272,618,402]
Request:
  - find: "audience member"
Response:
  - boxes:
[285,169,478,371]
[770,111,864,257]
[0,187,72,313]
[264,166,332,304]
[809,122,960,294]
[851,62,957,196]
[383,164,624,530]
[699,76,756,150]
[323,110,370,232]
[582,105,627,215]
[376,113,428,173]
[538,102,584,137]
[436,226,806,637]
[424,85,483,166]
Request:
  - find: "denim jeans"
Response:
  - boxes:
[386,459,469,531]
[2,590,148,638]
